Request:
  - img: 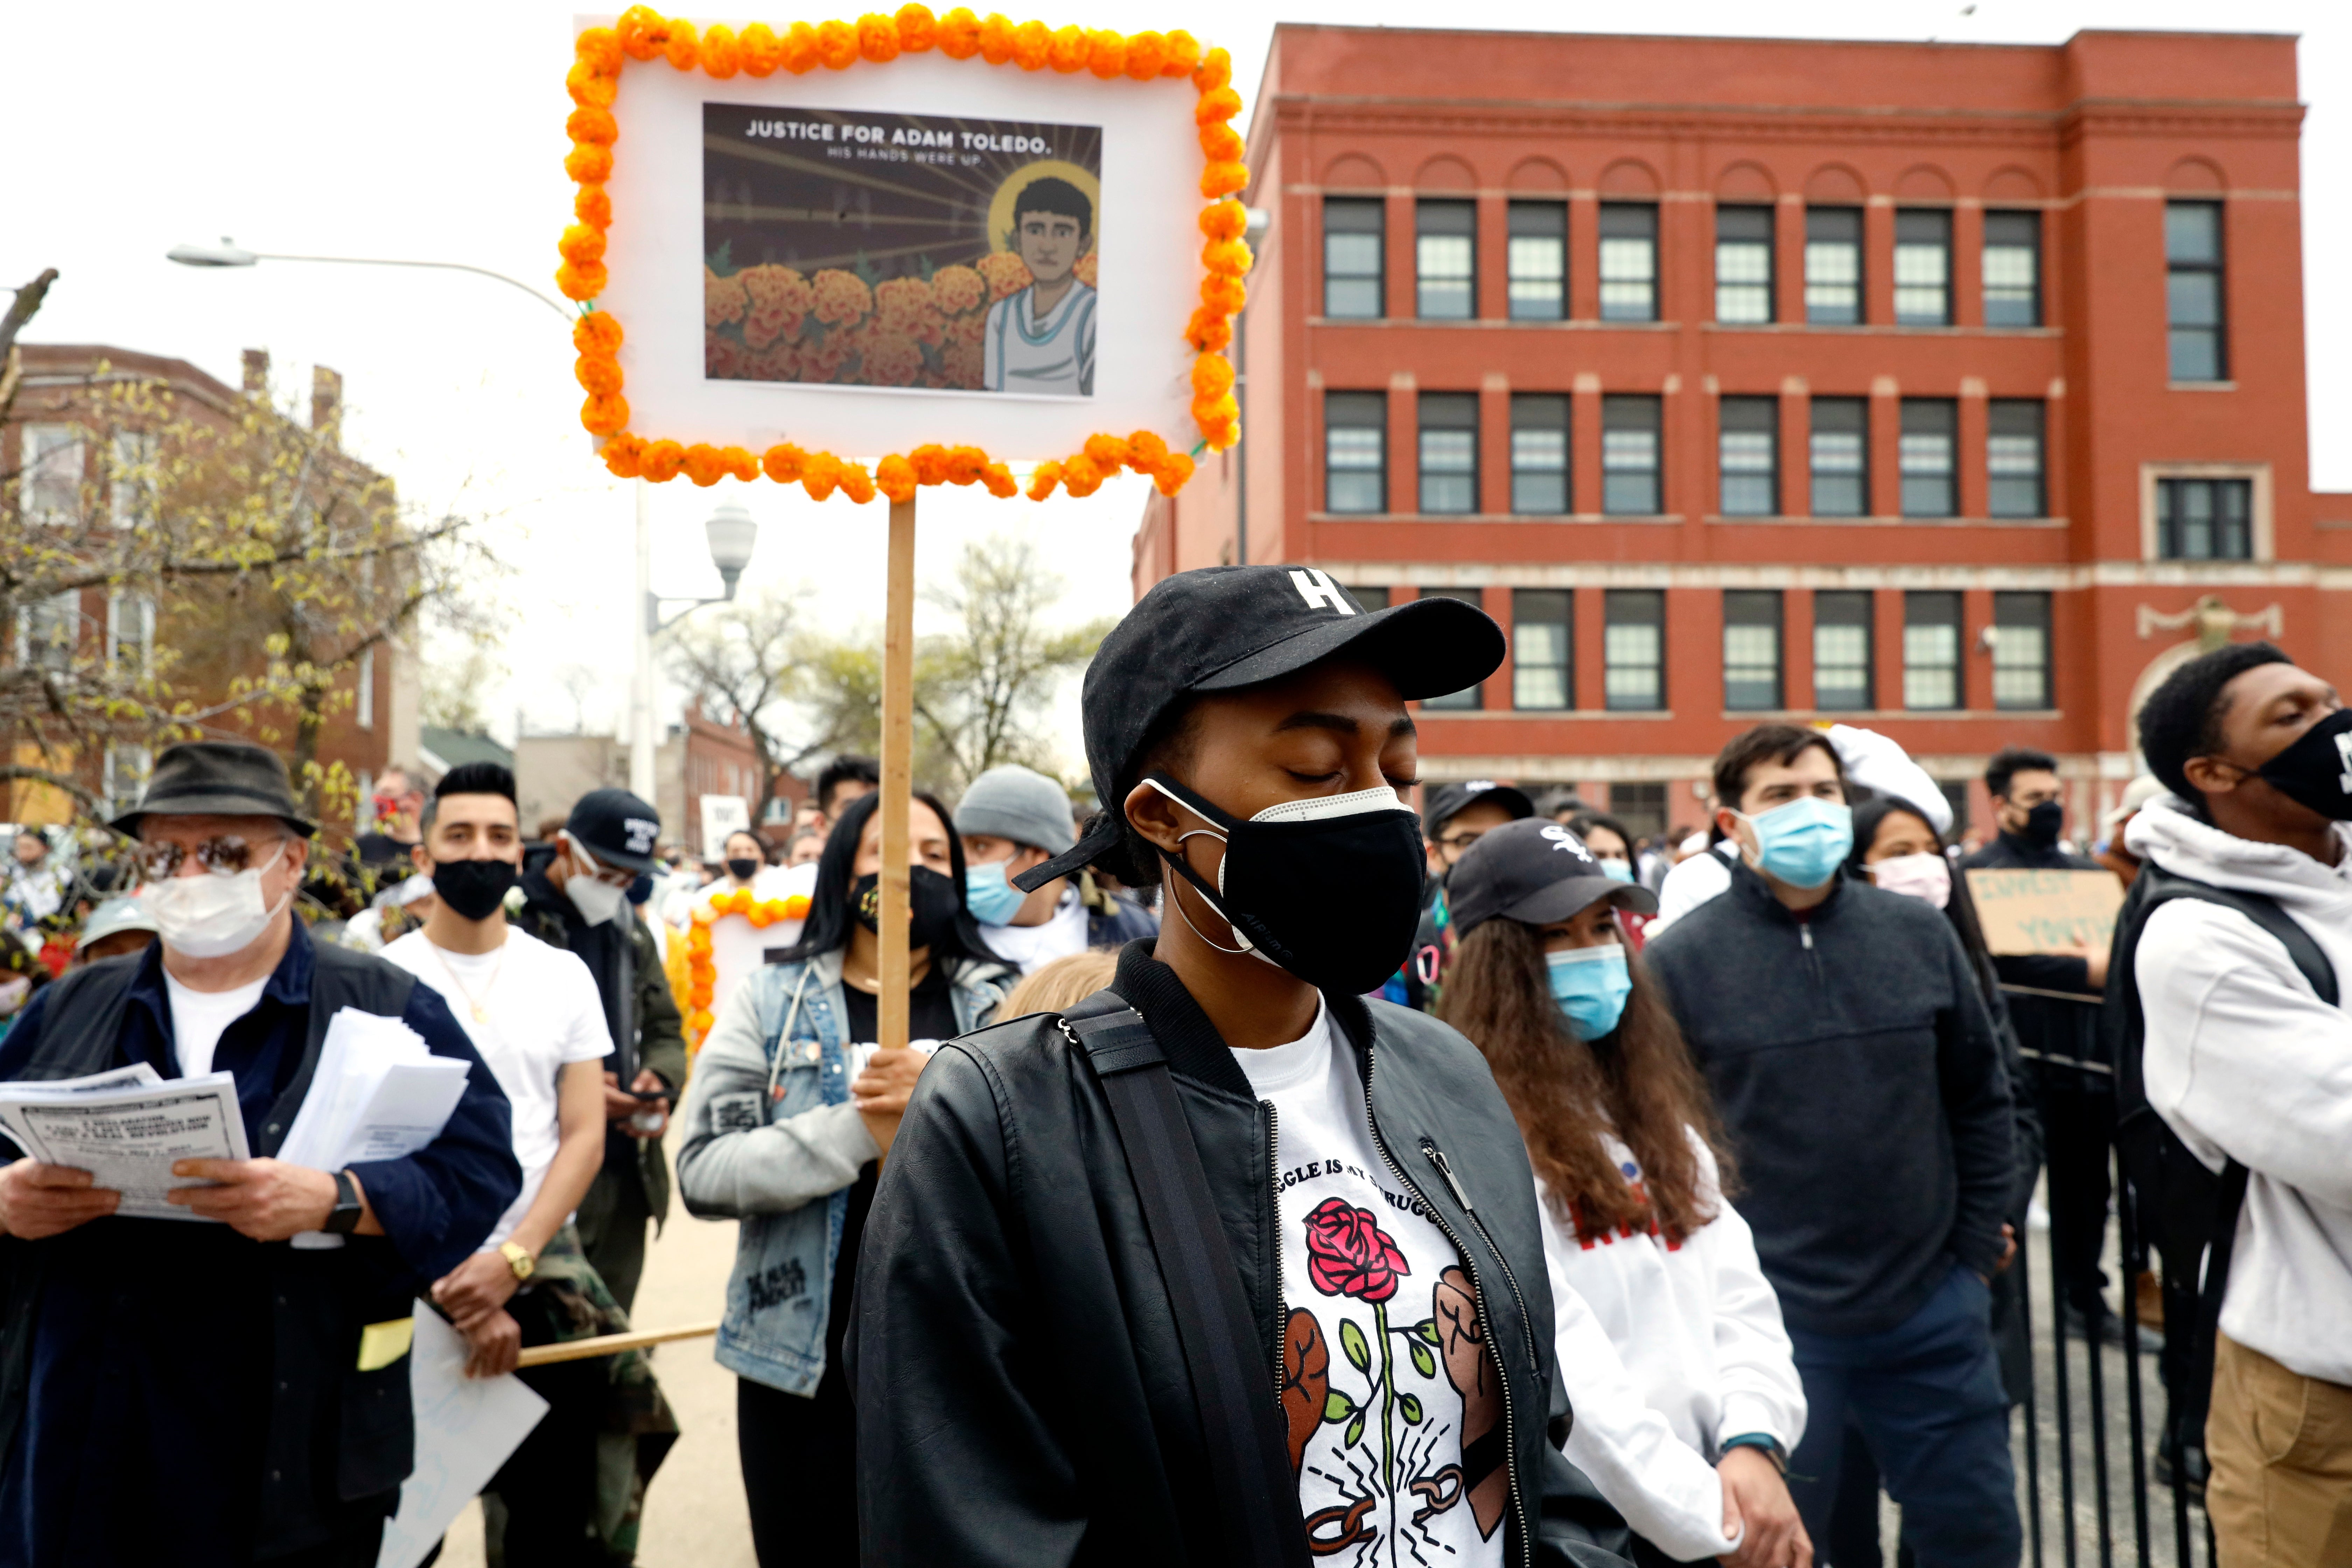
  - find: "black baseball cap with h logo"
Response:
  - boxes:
[1017,565,1505,888]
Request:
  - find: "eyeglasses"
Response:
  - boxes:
[1437,831,1486,852]
[136,834,269,879]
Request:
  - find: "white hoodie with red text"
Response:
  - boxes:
[2126,796,2352,1385]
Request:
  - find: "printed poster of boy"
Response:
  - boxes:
[702,104,1101,397]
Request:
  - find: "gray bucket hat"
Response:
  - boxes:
[110,740,317,838]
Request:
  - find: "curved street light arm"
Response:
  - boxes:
[248,253,576,322]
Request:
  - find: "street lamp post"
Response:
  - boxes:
[166,238,756,804]
[632,503,758,801]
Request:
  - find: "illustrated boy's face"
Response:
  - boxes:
[1016,208,1085,284]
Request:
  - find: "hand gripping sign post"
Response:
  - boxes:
[560,6,1246,1054]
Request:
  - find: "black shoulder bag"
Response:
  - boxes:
[1059,989,1310,1568]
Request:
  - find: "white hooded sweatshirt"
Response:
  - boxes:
[2126,796,2352,1385]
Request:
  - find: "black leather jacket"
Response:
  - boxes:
[848,941,1630,1568]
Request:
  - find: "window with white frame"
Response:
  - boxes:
[1899,399,1957,518]
[1812,590,1874,710]
[1805,208,1862,324]
[1418,393,1478,514]
[109,431,158,528]
[1983,211,2040,327]
[1992,592,2051,710]
[357,648,376,729]
[1718,397,1778,517]
[20,426,83,525]
[107,590,156,676]
[17,590,80,672]
[1416,200,1476,320]
[1601,395,1662,514]
[104,744,153,820]
[1987,401,2045,519]
[1903,591,1962,710]
[1722,590,1784,711]
[1604,589,1665,711]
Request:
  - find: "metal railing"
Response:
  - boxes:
[2006,1037,2212,1568]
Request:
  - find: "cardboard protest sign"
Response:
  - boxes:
[1965,869,2125,957]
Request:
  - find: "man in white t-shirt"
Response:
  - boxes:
[954,763,1156,973]
[380,761,621,1555]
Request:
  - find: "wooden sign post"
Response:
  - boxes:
[877,494,917,1054]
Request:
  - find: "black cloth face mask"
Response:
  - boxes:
[726,857,761,882]
[851,867,964,950]
[2020,799,2065,846]
[2248,707,2352,820]
[1143,772,1425,996]
[430,857,518,923]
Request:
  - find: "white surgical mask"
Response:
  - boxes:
[562,835,628,926]
[140,840,291,958]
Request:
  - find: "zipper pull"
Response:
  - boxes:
[1800,923,1814,951]
[1422,1140,1475,1212]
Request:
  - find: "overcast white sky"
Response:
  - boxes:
[9,0,2348,779]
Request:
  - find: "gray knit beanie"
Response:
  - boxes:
[953,764,1077,855]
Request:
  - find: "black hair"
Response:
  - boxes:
[1842,793,1942,879]
[422,762,518,834]
[772,789,992,965]
[1010,176,1092,239]
[1711,723,1846,813]
[1564,811,1634,857]
[722,829,766,858]
[1983,746,2059,802]
[814,755,880,814]
[2137,642,2293,813]
[1077,695,1203,890]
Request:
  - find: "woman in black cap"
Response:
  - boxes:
[850,565,1630,1568]
[674,788,1013,1568]
[1437,817,1813,1568]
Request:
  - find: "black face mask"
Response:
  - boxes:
[2020,799,2065,846]
[430,857,518,923]
[1144,772,1425,996]
[2250,707,2352,820]
[851,867,964,950]
[726,857,761,882]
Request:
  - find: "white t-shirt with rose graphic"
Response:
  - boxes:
[1230,999,1508,1568]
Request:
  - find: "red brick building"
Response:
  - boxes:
[1137,25,2350,842]
[4,345,402,834]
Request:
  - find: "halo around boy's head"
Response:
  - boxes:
[989,162,1100,253]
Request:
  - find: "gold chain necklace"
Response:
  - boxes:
[430,935,509,1024]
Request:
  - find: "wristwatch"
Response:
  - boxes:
[1719,1432,1788,1475]
[322,1170,364,1236]
[499,1241,537,1282]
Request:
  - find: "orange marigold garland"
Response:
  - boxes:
[685,892,814,1043]
[564,8,1248,497]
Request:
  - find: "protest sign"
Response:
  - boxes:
[1965,868,2125,957]
[562,9,1244,502]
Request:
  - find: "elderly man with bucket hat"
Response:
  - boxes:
[512,787,687,1314]
[0,740,520,1567]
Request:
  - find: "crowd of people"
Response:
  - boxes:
[0,563,2345,1568]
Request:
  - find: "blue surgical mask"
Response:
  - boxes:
[1734,797,1854,890]
[1547,945,1632,1041]
[1598,857,1636,884]
[964,859,1028,926]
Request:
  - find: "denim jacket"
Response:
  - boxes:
[675,947,1011,1394]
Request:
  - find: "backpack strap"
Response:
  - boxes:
[1059,989,1309,1568]
[2107,863,2334,1455]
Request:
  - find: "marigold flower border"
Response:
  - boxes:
[684,889,814,1043]
[562,5,1248,505]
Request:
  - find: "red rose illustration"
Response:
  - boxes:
[1303,1196,1410,1304]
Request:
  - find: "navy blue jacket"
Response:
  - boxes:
[0,920,519,1566]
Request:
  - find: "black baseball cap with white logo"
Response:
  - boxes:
[1424,780,1534,839]
[1014,565,1505,890]
[566,787,664,874]
[1446,817,1658,937]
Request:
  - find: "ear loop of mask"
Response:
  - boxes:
[1141,778,1271,964]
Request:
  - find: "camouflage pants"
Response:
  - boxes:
[482,1225,679,1567]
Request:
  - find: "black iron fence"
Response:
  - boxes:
[2008,1027,2212,1568]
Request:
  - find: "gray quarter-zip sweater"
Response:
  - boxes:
[1643,861,2015,1337]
